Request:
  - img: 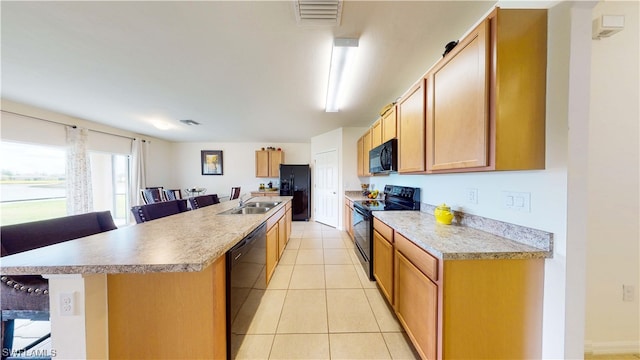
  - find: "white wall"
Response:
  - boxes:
[586,0,640,354]
[171,142,310,199]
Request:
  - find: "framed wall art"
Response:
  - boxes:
[201,150,223,175]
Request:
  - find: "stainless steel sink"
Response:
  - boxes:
[244,201,281,208]
[218,206,271,215]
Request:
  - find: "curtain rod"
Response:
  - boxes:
[1,110,149,142]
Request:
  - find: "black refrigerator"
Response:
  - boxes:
[279,164,311,221]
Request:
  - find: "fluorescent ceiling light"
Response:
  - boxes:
[325,38,359,112]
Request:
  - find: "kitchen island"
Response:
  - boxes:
[0,196,292,359]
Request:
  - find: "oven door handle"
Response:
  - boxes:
[354,206,369,218]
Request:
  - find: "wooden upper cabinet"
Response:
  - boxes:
[256,150,284,178]
[491,8,547,170]
[269,151,284,177]
[398,81,426,173]
[426,8,547,173]
[357,136,365,177]
[357,131,372,177]
[381,106,397,143]
[371,118,383,148]
[427,18,490,171]
[363,130,372,176]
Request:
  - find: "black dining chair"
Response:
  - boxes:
[230,187,241,200]
[131,199,189,223]
[1,211,118,355]
[141,187,165,204]
[164,189,182,201]
[189,194,220,209]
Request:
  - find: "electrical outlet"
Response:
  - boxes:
[60,292,75,316]
[503,191,531,212]
[466,188,478,204]
[623,285,635,302]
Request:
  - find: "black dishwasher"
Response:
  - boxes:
[226,222,266,360]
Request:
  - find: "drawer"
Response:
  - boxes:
[373,218,393,243]
[395,232,438,281]
[267,207,286,229]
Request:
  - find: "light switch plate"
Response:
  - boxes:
[503,191,531,212]
[466,188,478,204]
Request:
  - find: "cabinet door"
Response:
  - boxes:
[395,250,438,360]
[382,107,397,142]
[277,216,287,258]
[371,118,383,148]
[344,203,353,240]
[373,230,393,304]
[363,130,372,176]
[398,81,426,173]
[269,151,284,177]
[285,208,292,246]
[266,225,278,284]
[428,20,489,171]
[357,136,365,177]
[256,151,270,177]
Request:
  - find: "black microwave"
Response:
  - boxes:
[369,139,398,174]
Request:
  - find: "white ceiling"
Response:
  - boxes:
[1,1,497,143]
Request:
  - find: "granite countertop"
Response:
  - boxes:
[344,191,370,202]
[373,211,552,261]
[0,196,292,276]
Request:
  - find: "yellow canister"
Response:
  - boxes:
[434,203,454,225]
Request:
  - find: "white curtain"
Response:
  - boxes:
[129,138,147,207]
[66,126,93,215]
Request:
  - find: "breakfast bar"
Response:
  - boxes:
[0,196,292,359]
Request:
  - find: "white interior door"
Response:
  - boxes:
[314,150,339,227]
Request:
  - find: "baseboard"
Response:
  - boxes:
[585,340,640,355]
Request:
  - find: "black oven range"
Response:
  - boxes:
[352,185,421,280]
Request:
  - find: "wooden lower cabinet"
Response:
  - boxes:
[266,204,289,284]
[344,198,354,240]
[285,205,292,244]
[395,251,438,360]
[266,222,279,284]
[391,230,544,359]
[108,255,227,359]
[373,230,394,304]
[441,259,543,359]
[277,216,287,258]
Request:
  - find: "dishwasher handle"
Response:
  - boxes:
[227,222,266,270]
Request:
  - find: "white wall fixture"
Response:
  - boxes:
[592,15,625,39]
[325,38,359,112]
[502,191,531,212]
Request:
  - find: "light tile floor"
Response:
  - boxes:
[585,354,640,359]
[232,220,420,359]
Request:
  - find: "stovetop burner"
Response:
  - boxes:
[354,185,420,213]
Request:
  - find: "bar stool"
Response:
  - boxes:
[230,187,241,200]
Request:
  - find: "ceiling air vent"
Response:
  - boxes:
[294,0,343,26]
[179,119,200,126]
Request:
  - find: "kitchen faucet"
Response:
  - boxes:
[238,193,250,207]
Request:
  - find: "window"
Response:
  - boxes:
[1,141,131,226]
[0,141,67,225]
[90,152,130,226]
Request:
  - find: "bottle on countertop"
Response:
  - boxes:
[268,181,273,189]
